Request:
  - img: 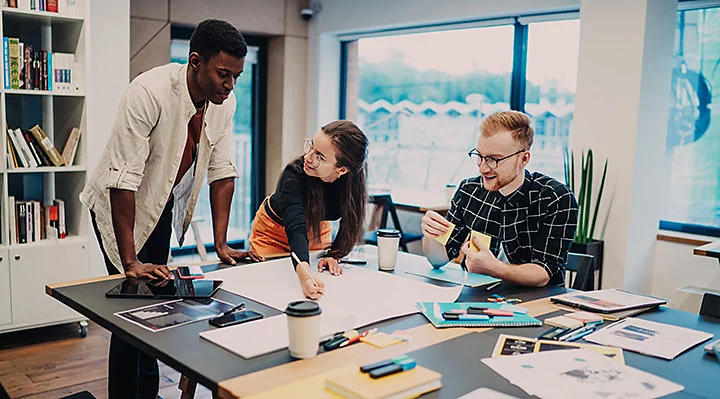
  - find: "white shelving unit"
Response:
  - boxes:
[0,1,89,335]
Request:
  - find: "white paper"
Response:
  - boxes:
[482,349,684,399]
[199,315,337,358]
[584,317,713,360]
[206,257,461,331]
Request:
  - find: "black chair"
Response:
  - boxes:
[565,252,595,291]
[699,292,720,318]
[364,194,423,252]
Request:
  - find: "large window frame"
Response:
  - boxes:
[169,25,268,255]
[659,0,720,238]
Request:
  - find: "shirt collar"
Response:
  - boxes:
[177,64,202,118]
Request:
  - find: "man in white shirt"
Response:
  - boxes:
[81,19,261,398]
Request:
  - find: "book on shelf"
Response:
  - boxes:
[5,0,78,15]
[2,36,77,91]
[6,125,69,168]
[60,127,80,165]
[29,125,65,166]
[8,198,66,244]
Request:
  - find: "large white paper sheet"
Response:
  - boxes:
[206,257,461,331]
[482,349,684,399]
[584,317,713,360]
[199,315,338,358]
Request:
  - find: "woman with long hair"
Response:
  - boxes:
[249,120,368,298]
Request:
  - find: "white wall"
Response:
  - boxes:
[87,0,131,277]
[306,0,719,303]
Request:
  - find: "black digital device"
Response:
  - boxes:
[209,310,263,328]
[105,276,223,299]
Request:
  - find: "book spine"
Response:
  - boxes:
[8,37,20,89]
[3,37,10,89]
[8,196,16,245]
[29,125,65,166]
[22,131,44,166]
[17,202,26,244]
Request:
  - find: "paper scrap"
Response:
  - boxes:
[470,231,492,251]
[360,331,404,348]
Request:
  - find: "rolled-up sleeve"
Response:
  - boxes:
[104,83,158,192]
[532,189,578,284]
[207,93,239,184]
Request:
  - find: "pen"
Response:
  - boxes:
[485,281,502,291]
[565,328,596,342]
[558,325,594,341]
[216,302,245,319]
[291,252,322,293]
[339,328,377,347]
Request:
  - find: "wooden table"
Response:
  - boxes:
[694,240,720,264]
[46,252,718,398]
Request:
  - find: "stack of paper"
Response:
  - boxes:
[483,349,683,398]
[584,317,713,360]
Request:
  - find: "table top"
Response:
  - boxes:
[694,240,720,260]
[47,251,717,398]
[371,189,451,214]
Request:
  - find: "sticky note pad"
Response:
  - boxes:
[433,222,456,245]
[360,332,403,348]
[470,231,492,251]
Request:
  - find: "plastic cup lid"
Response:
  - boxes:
[377,228,401,238]
[285,300,321,317]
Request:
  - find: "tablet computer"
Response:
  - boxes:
[105,276,223,299]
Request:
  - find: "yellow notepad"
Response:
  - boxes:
[469,231,491,251]
[325,366,442,399]
[360,332,403,348]
[433,222,455,245]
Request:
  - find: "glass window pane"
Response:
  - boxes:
[664,8,720,230]
[353,26,514,195]
[524,19,580,181]
[169,40,258,248]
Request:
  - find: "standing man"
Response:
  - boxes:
[421,111,578,287]
[80,20,261,398]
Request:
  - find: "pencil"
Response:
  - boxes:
[291,252,321,292]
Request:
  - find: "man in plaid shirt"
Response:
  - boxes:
[422,111,578,286]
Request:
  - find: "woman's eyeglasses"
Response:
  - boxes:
[303,139,336,168]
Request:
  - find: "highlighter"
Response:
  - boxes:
[360,355,409,373]
[369,358,416,379]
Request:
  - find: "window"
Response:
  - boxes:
[662,6,720,236]
[342,15,580,196]
[169,28,267,252]
[524,19,580,180]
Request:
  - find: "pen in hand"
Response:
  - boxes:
[291,252,322,293]
[217,302,245,319]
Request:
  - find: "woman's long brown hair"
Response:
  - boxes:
[287,120,368,259]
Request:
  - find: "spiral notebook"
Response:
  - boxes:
[417,302,542,328]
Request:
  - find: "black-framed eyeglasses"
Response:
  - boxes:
[467,148,525,169]
[303,139,336,168]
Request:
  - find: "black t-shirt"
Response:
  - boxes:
[269,162,343,264]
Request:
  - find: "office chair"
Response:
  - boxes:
[699,292,720,318]
[364,194,423,252]
[565,252,595,291]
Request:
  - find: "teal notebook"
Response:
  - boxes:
[405,264,501,288]
[417,302,542,328]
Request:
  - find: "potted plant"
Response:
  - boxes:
[564,148,608,288]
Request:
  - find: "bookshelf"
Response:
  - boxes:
[0,0,89,335]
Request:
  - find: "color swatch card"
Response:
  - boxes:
[405,264,501,288]
[469,231,492,251]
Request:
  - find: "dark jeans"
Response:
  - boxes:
[91,201,173,399]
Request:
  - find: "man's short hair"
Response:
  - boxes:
[480,111,534,150]
[190,19,247,61]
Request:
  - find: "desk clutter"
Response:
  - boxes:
[417,301,542,328]
[325,358,441,399]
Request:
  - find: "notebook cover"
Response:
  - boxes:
[417,302,542,328]
[550,289,667,313]
[325,366,442,399]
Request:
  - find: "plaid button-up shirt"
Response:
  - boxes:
[445,170,578,286]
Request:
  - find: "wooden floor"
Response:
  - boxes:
[0,321,211,399]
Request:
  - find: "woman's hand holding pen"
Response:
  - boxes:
[318,257,343,276]
[296,262,325,299]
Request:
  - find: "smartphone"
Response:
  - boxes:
[177,266,204,280]
[209,310,263,328]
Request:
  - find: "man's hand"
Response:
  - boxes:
[318,257,343,276]
[124,261,173,280]
[460,234,502,276]
[421,210,451,239]
[216,244,265,265]
[296,262,325,299]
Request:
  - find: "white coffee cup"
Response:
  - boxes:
[285,300,322,358]
[377,228,401,271]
